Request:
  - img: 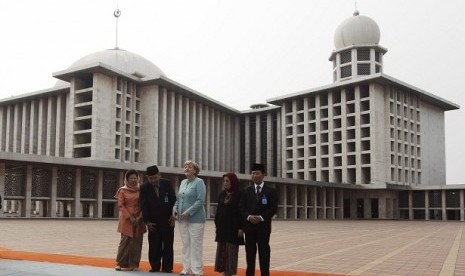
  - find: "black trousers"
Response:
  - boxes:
[244,226,271,276]
[147,227,174,272]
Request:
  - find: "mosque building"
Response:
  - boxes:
[0,11,461,220]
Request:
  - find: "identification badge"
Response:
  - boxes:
[164,193,169,203]
[262,196,267,205]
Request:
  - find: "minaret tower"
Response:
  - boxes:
[329,11,387,82]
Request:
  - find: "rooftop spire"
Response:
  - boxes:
[114,4,121,49]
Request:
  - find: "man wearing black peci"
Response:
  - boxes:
[140,165,176,273]
[239,163,278,276]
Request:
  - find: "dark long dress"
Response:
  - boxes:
[214,190,243,275]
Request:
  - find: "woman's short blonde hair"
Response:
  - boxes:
[184,160,200,176]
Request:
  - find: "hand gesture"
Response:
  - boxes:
[146,222,156,232]
[249,215,261,224]
[169,215,176,227]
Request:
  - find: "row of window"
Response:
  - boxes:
[115,78,141,162]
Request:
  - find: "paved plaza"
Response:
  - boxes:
[1,219,465,275]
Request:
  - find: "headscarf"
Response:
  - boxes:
[114,169,140,198]
[222,172,240,193]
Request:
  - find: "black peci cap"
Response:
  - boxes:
[251,163,266,173]
[146,165,159,176]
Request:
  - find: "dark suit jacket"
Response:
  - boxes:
[239,183,278,234]
[140,178,176,230]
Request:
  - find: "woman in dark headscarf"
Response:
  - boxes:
[214,172,243,276]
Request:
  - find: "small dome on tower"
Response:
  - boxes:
[334,11,380,50]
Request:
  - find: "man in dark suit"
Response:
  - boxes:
[239,163,278,276]
[140,165,176,273]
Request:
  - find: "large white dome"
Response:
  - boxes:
[334,11,380,50]
[66,48,165,78]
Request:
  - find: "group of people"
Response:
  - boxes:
[114,160,278,276]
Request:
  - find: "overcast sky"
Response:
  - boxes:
[1,0,464,184]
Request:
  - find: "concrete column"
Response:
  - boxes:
[29,100,36,154]
[160,88,167,166]
[191,101,197,166]
[73,168,81,218]
[219,111,224,170]
[21,103,28,153]
[0,107,4,151]
[55,95,63,157]
[266,113,274,176]
[13,104,19,152]
[244,116,251,172]
[183,98,190,163]
[276,111,282,178]
[50,167,57,218]
[354,86,362,184]
[442,190,446,221]
[293,185,298,219]
[330,188,336,219]
[327,93,334,182]
[303,186,308,219]
[312,187,317,219]
[202,105,209,170]
[5,105,11,152]
[282,184,287,219]
[197,104,203,168]
[168,92,176,167]
[37,98,45,155]
[255,113,261,162]
[199,103,205,170]
[234,117,241,172]
[174,94,183,168]
[365,197,371,219]
[321,188,327,219]
[0,162,5,217]
[215,111,220,171]
[312,96,322,181]
[46,96,56,156]
[408,190,413,220]
[206,178,211,219]
[425,191,430,220]
[338,189,344,219]
[340,89,348,182]
[24,165,33,218]
[460,190,464,221]
[97,170,103,218]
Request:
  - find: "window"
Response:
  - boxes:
[341,65,352,78]
[341,50,351,64]
[358,64,370,75]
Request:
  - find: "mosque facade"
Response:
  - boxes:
[0,12,462,220]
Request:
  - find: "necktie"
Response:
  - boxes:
[154,186,159,198]
[256,186,261,200]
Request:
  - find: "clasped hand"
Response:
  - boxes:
[146,222,157,231]
[249,215,262,224]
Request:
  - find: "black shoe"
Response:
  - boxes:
[149,268,160,272]
[162,270,173,273]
